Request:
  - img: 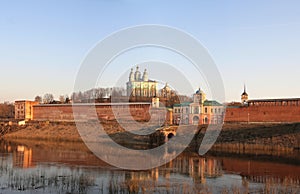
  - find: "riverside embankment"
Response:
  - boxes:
[1,121,300,152]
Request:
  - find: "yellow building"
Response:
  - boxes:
[126,66,158,97]
[202,100,225,124]
[14,100,39,120]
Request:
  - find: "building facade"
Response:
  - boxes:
[160,83,176,99]
[201,100,225,124]
[173,88,225,125]
[15,100,39,120]
[173,102,191,125]
[126,66,158,98]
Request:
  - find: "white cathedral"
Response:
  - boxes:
[126,66,158,97]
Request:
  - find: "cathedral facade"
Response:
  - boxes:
[126,66,158,97]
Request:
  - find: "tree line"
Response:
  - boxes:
[34,87,126,104]
[34,87,192,105]
[0,102,14,119]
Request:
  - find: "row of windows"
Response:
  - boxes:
[205,107,223,114]
[16,105,24,109]
[174,107,224,114]
[174,107,189,114]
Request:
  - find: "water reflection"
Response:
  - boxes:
[0,140,299,193]
[13,145,33,168]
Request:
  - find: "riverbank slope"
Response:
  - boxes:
[2,121,300,151]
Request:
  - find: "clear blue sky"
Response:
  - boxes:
[1,0,300,102]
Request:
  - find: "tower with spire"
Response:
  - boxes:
[241,84,249,105]
[194,87,206,104]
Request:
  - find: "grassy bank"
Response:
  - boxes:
[187,123,300,154]
[2,122,82,142]
[1,121,151,148]
[2,121,300,152]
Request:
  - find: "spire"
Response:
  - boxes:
[242,84,248,96]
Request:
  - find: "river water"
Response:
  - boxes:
[0,140,299,194]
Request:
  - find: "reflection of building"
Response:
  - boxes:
[173,88,225,125]
[126,66,158,97]
[13,145,33,168]
[171,155,223,182]
[125,154,222,186]
[15,100,39,120]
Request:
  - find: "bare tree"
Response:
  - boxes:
[70,87,126,103]
[0,102,14,118]
[34,95,42,103]
[43,93,54,104]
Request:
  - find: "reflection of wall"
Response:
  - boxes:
[221,157,300,184]
[13,145,33,168]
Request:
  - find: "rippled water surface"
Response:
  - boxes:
[0,140,299,193]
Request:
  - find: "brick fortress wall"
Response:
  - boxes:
[32,103,170,124]
[225,100,300,123]
[32,100,300,124]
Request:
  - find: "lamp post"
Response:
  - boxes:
[247,113,250,124]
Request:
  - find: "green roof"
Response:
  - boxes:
[203,100,223,106]
[173,102,191,107]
